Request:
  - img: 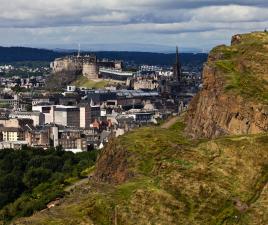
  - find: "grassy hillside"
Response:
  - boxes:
[71,76,110,89]
[14,120,268,225]
[211,32,268,104]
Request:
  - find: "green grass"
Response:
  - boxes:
[212,32,268,104]
[14,129,268,225]
[72,76,109,89]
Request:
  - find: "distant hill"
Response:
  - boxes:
[0,46,207,66]
[0,47,61,62]
[95,51,208,67]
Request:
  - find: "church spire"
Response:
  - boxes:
[173,46,182,82]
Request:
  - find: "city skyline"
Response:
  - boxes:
[0,0,268,52]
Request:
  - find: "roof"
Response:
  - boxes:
[0,127,23,132]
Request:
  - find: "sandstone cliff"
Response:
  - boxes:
[186,32,268,138]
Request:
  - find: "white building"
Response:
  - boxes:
[54,106,80,127]
[9,111,45,126]
[32,105,55,124]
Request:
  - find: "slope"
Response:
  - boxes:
[14,121,268,225]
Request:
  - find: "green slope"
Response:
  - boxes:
[14,121,268,225]
[211,32,268,104]
[72,76,109,89]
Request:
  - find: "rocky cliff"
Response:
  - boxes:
[186,32,268,138]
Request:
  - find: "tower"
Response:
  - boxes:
[82,55,99,79]
[173,46,182,82]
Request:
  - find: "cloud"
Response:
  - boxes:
[0,0,267,50]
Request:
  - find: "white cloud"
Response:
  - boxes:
[192,5,268,22]
[0,0,267,50]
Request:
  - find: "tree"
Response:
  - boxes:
[23,168,52,189]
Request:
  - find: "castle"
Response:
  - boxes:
[51,54,99,80]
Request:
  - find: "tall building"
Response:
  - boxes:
[54,106,80,127]
[173,46,182,82]
[79,100,101,128]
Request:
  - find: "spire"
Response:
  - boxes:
[176,46,179,64]
[173,46,182,82]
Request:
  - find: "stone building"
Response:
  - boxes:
[82,55,99,79]
[9,111,45,126]
[25,128,50,147]
[51,55,99,80]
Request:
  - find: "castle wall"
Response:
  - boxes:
[83,63,99,79]
[51,56,98,79]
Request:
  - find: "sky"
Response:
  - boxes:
[0,0,267,52]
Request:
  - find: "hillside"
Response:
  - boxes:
[186,32,268,138]
[71,76,110,89]
[0,46,207,67]
[13,32,268,225]
[14,121,268,225]
[0,47,61,62]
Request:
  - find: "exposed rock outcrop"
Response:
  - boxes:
[186,32,268,138]
[93,139,134,184]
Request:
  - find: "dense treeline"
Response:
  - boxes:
[0,46,207,66]
[0,147,97,222]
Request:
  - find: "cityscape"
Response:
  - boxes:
[0,0,267,224]
[0,48,203,151]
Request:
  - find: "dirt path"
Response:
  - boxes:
[161,116,179,129]
[64,177,90,192]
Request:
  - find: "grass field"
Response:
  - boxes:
[72,76,110,89]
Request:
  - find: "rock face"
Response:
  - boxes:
[186,32,268,138]
[93,139,133,184]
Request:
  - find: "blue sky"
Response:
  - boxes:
[0,0,267,52]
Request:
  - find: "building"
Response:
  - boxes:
[57,128,87,151]
[82,55,99,79]
[25,127,50,147]
[0,141,28,150]
[32,105,55,124]
[32,97,56,106]
[9,111,45,126]
[131,73,159,90]
[0,95,20,109]
[1,127,24,141]
[99,68,133,81]
[51,55,99,80]
[79,102,101,128]
[0,118,33,129]
[54,106,80,127]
